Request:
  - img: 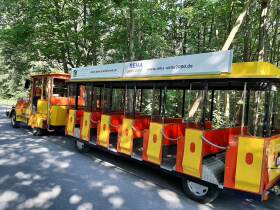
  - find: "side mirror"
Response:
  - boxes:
[24,79,31,89]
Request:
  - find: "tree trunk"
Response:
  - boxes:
[222,0,253,51]
[243,13,250,61]
[128,0,135,61]
[270,7,279,63]
[258,0,270,61]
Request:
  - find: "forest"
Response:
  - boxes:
[0,0,279,101]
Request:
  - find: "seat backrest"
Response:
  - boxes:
[163,123,185,146]
[76,110,84,124]
[92,111,101,121]
[203,127,243,157]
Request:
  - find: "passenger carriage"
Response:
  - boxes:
[65,51,280,203]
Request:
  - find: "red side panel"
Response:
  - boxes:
[76,110,84,124]
[133,117,151,138]
[224,137,239,189]
[110,114,124,132]
[91,112,101,128]
[163,123,185,146]
[204,130,228,156]
[203,127,244,157]
[176,136,185,173]
[68,97,75,107]
[142,130,149,161]
[50,97,69,106]
[65,112,69,135]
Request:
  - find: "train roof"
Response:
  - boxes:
[31,73,70,79]
[68,62,280,83]
[67,51,280,83]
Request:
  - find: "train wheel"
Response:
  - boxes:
[11,111,20,128]
[182,177,220,204]
[32,127,45,136]
[75,140,90,153]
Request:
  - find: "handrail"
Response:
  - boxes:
[161,129,182,141]
[163,123,180,126]
[91,119,99,124]
[131,125,145,133]
[201,135,227,150]
[110,123,121,128]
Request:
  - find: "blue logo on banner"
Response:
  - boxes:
[130,62,143,68]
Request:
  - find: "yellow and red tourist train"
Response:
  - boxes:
[10,51,280,203]
[10,73,70,135]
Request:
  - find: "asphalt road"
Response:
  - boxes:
[0,105,280,210]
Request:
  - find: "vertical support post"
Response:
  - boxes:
[102,84,106,113]
[201,83,208,130]
[133,85,137,118]
[140,88,143,112]
[151,86,156,120]
[263,83,272,137]
[210,89,215,121]
[181,88,186,118]
[124,84,128,116]
[109,85,113,112]
[241,82,247,135]
[162,86,167,121]
[159,88,162,117]
[75,84,79,110]
[90,83,94,112]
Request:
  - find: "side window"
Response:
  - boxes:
[165,89,183,118]
[140,89,153,115]
[124,88,135,116]
[111,88,125,112]
[68,84,78,97]
[184,89,204,122]
[42,77,47,99]
[92,87,102,111]
[68,83,78,109]
[84,84,92,112]
[101,87,112,113]
[210,90,243,129]
[33,78,42,98]
[248,90,266,136]
[53,79,67,97]
[269,86,280,136]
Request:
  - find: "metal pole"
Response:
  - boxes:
[133,85,137,118]
[241,82,247,135]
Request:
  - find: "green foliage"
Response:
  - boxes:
[0,0,279,100]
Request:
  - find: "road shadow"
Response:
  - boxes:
[0,111,279,210]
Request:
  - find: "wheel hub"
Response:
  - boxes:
[76,141,84,149]
[187,180,209,197]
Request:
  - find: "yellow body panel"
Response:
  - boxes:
[146,122,163,165]
[16,115,28,124]
[66,109,76,136]
[28,113,47,128]
[267,137,280,183]
[81,112,92,141]
[37,100,48,115]
[25,106,31,116]
[119,118,134,155]
[98,115,110,148]
[235,137,265,193]
[69,62,280,83]
[182,129,203,178]
[50,106,67,126]
[16,103,31,122]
